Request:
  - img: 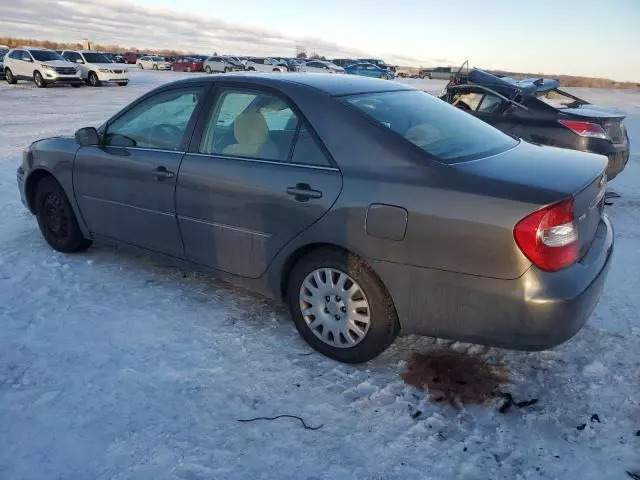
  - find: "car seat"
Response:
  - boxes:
[223,112,279,160]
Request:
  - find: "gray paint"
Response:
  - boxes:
[18,73,614,351]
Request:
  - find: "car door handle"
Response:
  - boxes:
[286,183,323,201]
[152,166,175,180]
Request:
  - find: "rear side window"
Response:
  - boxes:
[345,90,518,163]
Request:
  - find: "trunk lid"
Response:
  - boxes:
[560,106,627,144]
[455,141,607,257]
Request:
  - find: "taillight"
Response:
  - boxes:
[559,120,609,140]
[514,198,579,272]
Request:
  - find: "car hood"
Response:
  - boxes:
[40,60,77,68]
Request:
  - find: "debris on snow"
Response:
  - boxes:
[237,415,323,431]
[583,360,608,377]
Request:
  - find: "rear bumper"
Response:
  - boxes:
[371,215,614,350]
[582,137,629,181]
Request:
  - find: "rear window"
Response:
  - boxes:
[344,90,518,163]
[536,88,585,109]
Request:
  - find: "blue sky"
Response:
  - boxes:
[2,0,638,80]
[130,0,639,81]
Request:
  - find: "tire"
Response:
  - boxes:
[88,71,100,87]
[35,176,92,253]
[205,66,212,74]
[381,74,389,80]
[186,66,191,72]
[170,66,175,71]
[5,68,17,84]
[153,64,158,70]
[247,67,255,71]
[273,68,280,72]
[34,71,46,88]
[224,67,229,73]
[287,248,400,363]
[71,83,82,88]
[117,81,128,86]
[138,63,143,69]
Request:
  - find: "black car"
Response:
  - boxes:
[440,67,630,180]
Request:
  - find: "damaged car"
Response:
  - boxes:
[440,63,630,180]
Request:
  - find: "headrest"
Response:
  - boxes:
[234,112,268,145]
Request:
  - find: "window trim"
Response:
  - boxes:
[101,84,211,153]
[187,82,336,169]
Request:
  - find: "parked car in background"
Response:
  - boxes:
[102,52,125,64]
[440,67,630,180]
[171,57,205,72]
[223,56,245,70]
[344,62,393,79]
[419,66,454,80]
[204,55,241,74]
[285,59,306,71]
[60,50,129,86]
[332,58,357,68]
[0,45,9,54]
[4,47,82,87]
[0,51,5,79]
[299,60,344,74]
[358,58,391,69]
[18,74,613,363]
[123,52,140,64]
[136,55,171,70]
[244,57,288,72]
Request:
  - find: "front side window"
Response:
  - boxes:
[345,90,518,163]
[29,50,61,62]
[105,87,203,150]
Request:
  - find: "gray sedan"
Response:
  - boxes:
[17,74,613,363]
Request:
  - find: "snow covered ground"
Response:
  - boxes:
[0,71,638,480]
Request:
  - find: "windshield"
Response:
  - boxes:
[29,50,62,62]
[151,56,164,61]
[536,88,585,109]
[83,52,111,63]
[345,90,518,163]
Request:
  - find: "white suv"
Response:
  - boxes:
[244,57,289,72]
[60,50,129,87]
[203,56,242,74]
[4,47,82,88]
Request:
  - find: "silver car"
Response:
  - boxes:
[136,55,171,70]
[16,74,613,363]
[203,56,241,74]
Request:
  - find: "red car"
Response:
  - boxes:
[170,57,205,72]
[123,52,140,64]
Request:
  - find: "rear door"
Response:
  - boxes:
[176,85,343,278]
[74,84,207,257]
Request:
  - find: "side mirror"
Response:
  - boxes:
[75,127,100,146]
[75,58,84,64]
[24,57,33,63]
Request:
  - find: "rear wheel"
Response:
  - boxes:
[205,66,212,74]
[88,71,100,87]
[273,68,280,72]
[287,249,399,363]
[223,67,229,73]
[34,71,47,88]
[5,68,17,84]
[153,64,158,70]
[247,67,255,71]
[117,81,128,86]
[35,177,92,253]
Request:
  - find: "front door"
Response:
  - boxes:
[74,85,206,257]
[177,86,342,278]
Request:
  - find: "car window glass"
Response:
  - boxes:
[477,93,503,113]
[452,92,483,111]
[345,90,518,163]
[199,89,299,163]
[105,87,203,150]
[291,125,330,167]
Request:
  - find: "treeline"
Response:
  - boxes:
[0,36,192,58]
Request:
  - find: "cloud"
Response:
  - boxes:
[0,0,440,66]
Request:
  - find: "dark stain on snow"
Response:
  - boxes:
[401,350,508,406]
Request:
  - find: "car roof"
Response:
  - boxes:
[176,72,413,96]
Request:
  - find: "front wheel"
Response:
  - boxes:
[205,66,212,74]
[35,177,92,253]
[138,63,143,69]
[88,71,101,87]
[5,68,17,84]
[153,64,158,70]
[287,249,399,363]
[34,71,46,88]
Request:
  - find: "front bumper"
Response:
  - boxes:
[371,215,614,350]
[42,71,83,85]
[97,70,129,83]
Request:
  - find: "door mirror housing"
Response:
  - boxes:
[75,58,84,64]
[75,127,100,146]
[24,57,33,63]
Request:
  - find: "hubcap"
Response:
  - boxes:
[299,268,371,348]
[43,193,67,239]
